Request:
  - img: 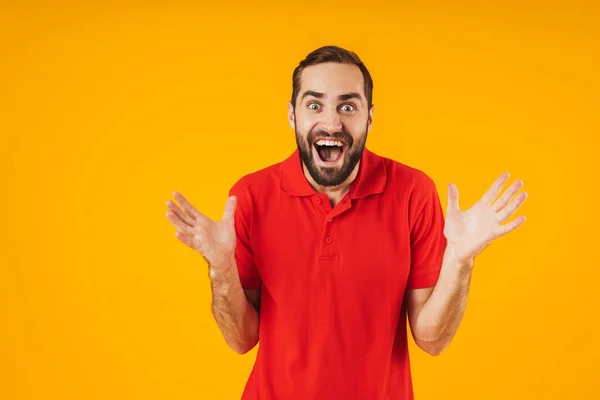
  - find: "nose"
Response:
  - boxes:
[321,107,342,133]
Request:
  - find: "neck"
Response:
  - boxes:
[302,161,360,207]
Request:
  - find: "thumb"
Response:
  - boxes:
[447,183,460,214]
[222,195,237,222]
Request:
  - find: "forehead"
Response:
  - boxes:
[298,62,365,100]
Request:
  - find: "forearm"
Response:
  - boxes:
[414,245,474,352]
[209,260,259,354]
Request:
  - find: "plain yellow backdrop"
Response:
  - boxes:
[1,1,599,399]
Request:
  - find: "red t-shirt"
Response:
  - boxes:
[228,147,447,399]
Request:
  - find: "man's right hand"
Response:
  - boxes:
[166,191,237,272]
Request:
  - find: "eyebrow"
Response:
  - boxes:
[301,91,363,102]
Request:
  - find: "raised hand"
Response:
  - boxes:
[444,173,528,264]
[166,192,237,270]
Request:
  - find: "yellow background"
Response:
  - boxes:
[2,1,599,399]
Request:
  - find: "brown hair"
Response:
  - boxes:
[291,45,373,109]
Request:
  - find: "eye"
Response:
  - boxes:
[307,102,320,110]
[340,104,355,112]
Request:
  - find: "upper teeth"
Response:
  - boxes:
[316,139,343,147]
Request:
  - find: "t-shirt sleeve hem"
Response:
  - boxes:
[406,271,441,289]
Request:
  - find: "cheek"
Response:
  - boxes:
[295,114,319,132]
[346,117,369,134]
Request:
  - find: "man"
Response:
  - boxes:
[165,45,528,399]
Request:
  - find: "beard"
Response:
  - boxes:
[295,123,368,188]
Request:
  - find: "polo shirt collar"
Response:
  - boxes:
[279,147,387,199]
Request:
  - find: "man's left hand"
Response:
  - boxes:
[443,173,528,264]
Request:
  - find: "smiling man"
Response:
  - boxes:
[166,46,528,399]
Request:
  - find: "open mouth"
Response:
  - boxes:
[313,138,346,164]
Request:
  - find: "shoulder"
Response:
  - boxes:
[227,160,283,227]
[370,150,443,220]
[376,152,438,196]
[228,159,283,200]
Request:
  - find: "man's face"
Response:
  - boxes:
[288,62,373,187]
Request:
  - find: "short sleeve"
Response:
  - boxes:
[229,180,262,290]
[407,177,447,289]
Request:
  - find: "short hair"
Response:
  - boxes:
[291,45,373,109]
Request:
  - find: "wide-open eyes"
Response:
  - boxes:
[306,102,356,112]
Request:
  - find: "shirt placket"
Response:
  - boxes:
[312,194,352,261]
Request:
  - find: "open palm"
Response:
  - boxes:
[444,173,528,263]
[166,191,237,270]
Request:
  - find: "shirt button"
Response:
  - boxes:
[325,237,333,244]
[316,198,322,204]
[328,218,333,222]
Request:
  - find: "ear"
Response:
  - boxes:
[287,101,295,129]
[367,104,375,132]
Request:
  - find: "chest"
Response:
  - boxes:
[250,194,412,309]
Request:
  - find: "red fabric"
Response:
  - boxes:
[228,147,447,400]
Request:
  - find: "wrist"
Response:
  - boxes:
[445,245,474,271]
[209,263,235,281]
[206,253,236,276]
[208,254,238,284]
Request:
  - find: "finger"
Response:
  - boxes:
[481,173,510,205]
[173,191,212,225]
[222,196,237,222]
[493,180,524,212]
[496,215,526,237]
[166,210,196,235]
[166,200,195,227]
[497,192,528,223]
[174,231,196,249]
